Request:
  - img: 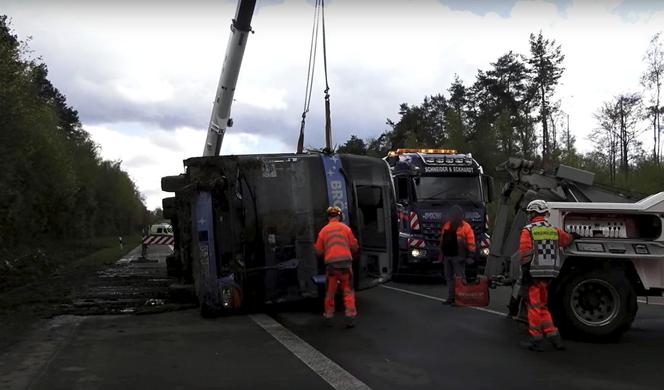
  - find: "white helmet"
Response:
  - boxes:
[526,199,549,214]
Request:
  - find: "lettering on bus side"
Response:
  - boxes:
[330,180,346,209]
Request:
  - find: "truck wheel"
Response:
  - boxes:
[555,269,636,341]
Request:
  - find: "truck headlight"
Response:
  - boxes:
[411,248,427,258]
[221,286,232,308]
[481,248,490,257]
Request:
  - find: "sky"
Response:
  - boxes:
[3,0,664,209]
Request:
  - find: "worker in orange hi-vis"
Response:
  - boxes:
[519,199,574,352]
[314,206,360,328]
[440,205,476,305]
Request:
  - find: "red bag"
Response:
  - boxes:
[455,275,489,307]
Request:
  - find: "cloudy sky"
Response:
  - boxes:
[3,0,664,209]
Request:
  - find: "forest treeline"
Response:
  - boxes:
[338,32,664,195]
[0,16,148,248]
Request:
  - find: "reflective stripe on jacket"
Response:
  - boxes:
[314,220,359,265]
[440,220,476,257]
[519,216,573,279]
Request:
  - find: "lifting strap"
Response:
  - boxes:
[297,0,321,154]
[321,0,332,151]
[296,0,333,153]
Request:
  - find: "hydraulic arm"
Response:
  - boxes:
[203,0,257,156]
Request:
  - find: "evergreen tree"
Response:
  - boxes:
[337,135,368,155]
[527,32,565,165]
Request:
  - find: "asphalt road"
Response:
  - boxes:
[2,248,664,390]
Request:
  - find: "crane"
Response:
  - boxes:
[202,0,257,156]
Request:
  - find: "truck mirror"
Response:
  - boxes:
[482,174,494,203]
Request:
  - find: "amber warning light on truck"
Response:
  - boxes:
[388,148,458,156]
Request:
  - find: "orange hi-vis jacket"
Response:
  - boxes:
[440,220,477,256]
[314,220,360,265]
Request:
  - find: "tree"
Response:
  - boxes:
[0,16,147,246]
[480,51,534,157]
[448,74,468,118]
[593,102,620,183]
[593,94,643,182]
[365,132,391,157]
[337,135,367,155]
[641,32,664,163]
[558,112,577,165]
[527,32,565,165]
[615,93,643,176]
[387,94,448,148]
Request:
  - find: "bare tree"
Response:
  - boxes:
[641,32,664,163]
[593,102,620,183]
[594,94,643,181]
[615,93,642,176]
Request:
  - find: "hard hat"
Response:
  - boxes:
[327,206,342,218]
[526,199,549,214]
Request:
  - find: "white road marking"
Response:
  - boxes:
[637,298,664,306]
[250,314,371,390]
[381,284,507,317]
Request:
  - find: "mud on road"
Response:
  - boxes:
[0,244,193,351]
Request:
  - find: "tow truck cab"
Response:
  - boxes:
[162,153,396,314]
[384,149,493,276]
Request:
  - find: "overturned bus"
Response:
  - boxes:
[161,153,397,315]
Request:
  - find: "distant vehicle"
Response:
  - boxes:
[149,223,173,236]
[384,148,493,277]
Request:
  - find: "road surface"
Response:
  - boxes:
[1,247,664,389]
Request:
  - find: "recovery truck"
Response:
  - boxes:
[384,148,493,276]
[487,158,664,340]
[161,0,396,315]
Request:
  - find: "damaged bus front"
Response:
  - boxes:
[162,153,396,314]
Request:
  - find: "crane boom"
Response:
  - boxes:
[203,0,257,156]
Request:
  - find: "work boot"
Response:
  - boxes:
[443,299,455,306]
[345,316,356,328]
[547,334,566,351]
[323,316,333,327]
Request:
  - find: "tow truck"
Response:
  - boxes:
[161,0,397,315]
[487,158,664,340]
[384,148,493,277]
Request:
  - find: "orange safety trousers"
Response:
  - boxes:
[527,280,559,338]
[324,268,357,318]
